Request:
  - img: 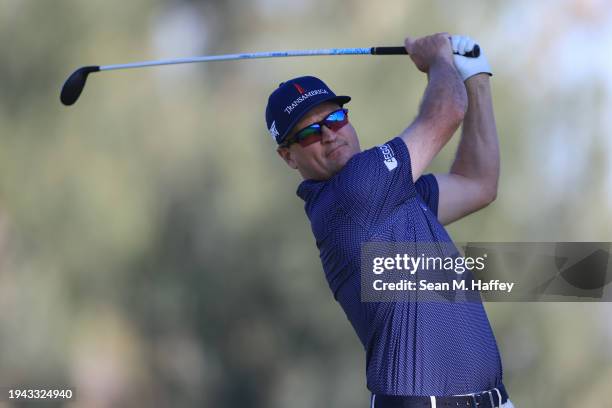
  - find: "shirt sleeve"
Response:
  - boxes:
[415,174,439,216]
[331,137,417,228]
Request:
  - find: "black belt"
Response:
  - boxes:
[373,384,509,408]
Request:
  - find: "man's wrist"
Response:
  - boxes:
[465,73,491,90]
[433,53,455,70]
[427,57,459,81]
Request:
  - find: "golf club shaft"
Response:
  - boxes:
[98,46,479,72]
[101,48,370,71]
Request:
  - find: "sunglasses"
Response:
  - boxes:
[281,108,349,148]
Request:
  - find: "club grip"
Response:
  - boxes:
[371,45,480,58]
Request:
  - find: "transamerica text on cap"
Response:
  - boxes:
[284,89,329,114]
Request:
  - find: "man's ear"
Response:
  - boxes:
[277,146,298,169]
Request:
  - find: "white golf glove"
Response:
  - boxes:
[451,35,492,81]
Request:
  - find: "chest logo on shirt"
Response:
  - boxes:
[378,144,398,171]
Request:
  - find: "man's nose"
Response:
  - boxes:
[321,125,337,143]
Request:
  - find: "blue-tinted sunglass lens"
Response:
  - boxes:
[326,110,346,122]
[296,125,321,140]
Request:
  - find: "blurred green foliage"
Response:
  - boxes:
[1,0,611,407]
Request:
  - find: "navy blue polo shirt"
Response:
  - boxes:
[297,137,503,396]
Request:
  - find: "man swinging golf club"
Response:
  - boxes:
[265,33,514,408]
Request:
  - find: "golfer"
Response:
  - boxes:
[265,33,514,408]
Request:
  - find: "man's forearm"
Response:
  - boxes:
[450,75,499,197]
[400,34,468,181]
[418,60,468,135]
[402,58,467,182]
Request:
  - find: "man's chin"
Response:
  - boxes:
[311,151,355,180]
[328,155,351,176]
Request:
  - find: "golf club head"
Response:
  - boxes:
[60,66,99,106]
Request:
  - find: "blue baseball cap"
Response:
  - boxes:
[265,76,351,145]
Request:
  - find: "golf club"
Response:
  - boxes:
[60,44,480,106]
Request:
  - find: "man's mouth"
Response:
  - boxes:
[326,144,345,158]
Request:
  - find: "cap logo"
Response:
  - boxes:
[283,88,329,115]
[269,120,280,142]
[294,83,305,94]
